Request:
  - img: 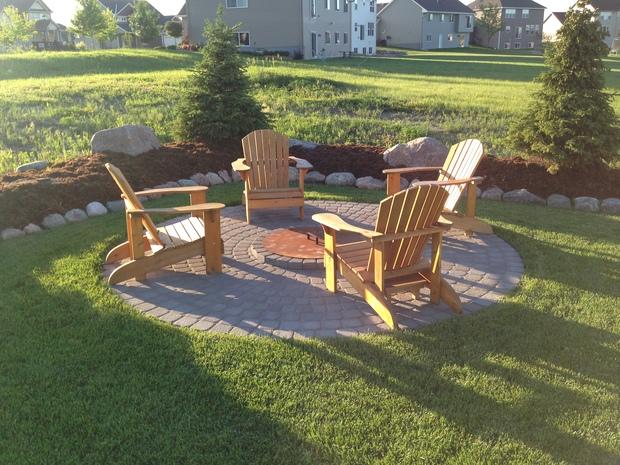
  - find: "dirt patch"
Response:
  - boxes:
[1,142,619,230]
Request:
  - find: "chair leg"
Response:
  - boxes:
[323,227,337,292]
[429,232,442,304]
[440,278,463,314]
[245,198,251,224]
[299,205,304,220]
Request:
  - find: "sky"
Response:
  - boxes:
[46,0,577,27]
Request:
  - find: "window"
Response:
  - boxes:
[325,31,330,44]
[368,22,374,37]
[448,34,453,41]
[359,24,364,39]
[514,41,521,49]
[118,16,128,22]
[343,32,348,44]
[505,8,516,18]
[226,0,247,8]
[334,32,340,44]
[600,11,612,21]
[602,25,610,34]
[504,42,510,49]
[344,1,348,12]
[369,46,373,54]
[325,0,330,10]
[428,13,434,21]
[353,47,358,53]
[311,0,316,16]
[449,14,455,22]
[535,24,540,32]
[516,26,522,39]
[522,9,529,18]
[441,14,446,22]
[426,34,432,41]
[528,41,534,48]
[505,25,511,31]
[335,0,340,10]
[370,1,374,12]
[466,15,472,28]
[525,25,531,33]
[236,32,250,46]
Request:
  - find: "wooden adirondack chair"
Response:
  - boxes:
[313,184,462,330]
[104,163,225,285]
[232,130,313,224]
[383,139,492,235]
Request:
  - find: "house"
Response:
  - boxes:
[543,11,564,42]
[592,0,620,50]
[186,0,377,59]
[468,0,545,50]
[377,0,475,50]
[0,0,61,49]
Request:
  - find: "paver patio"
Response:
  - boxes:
[107,201,523,338]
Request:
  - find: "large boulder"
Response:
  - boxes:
[383,137,449,168]
[17,160,49,173]
[65,208,88,223]
[481,187,504,201]
[574,196,599,212]
[218,170,232,183]
[86,201,108,217]
[289,139,318,150]
[106,200,125,212]
[1,228,25,240]
[325,172,356,186]
[288,166,299,182]
[206,172,224,185]
[190,173,210,186]
[546,194,571,209]
[23,223,42,235]
[355,176,386,190]
[502,189,545,205]
[305,171,326,183]
[91,125,160,156]
[177,179,198,187]
[42,213,66,229]
[600,198,620,215]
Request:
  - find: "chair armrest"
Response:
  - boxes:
[372,226,448,243]
[232,158,251,172]
[133,186,209,197]
[382,166,443,175]
[289,156,313,170]
[312,213,380,239]
[127,203,225,215]
[411,177,484,188]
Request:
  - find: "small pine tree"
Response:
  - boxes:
[174,5,269,143]
[508,0,620,169]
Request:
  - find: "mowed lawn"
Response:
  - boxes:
[0,184,619,464]
[1,48,619,172]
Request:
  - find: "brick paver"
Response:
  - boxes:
[108,201,524,338]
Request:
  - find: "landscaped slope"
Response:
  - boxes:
[0,185,618,464]
[1,48,618,172]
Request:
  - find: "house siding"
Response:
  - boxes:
[302,0,351,58]
[421,12,472,49]
[377,0,424,49]
[473,7,544,49]
[598,10,620,49]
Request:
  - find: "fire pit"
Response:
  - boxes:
[262,227,325,259]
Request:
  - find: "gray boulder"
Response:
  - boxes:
[65,208,88,223]
[409,178,421,187]
[177,179,198,187]
[218,170,232,183]
[355,176,386,190]
[502,189,545,205]
[481,187,504,201]
[289,139,318,150]
[383,137,449,168]
[17,160,49,173]
[231,170,242,182]
[1,228,25,240]
[601,198,620,215]
[400,178,410,190]
[86,201,108,217]
[91,125,160,156]
[206,172,224,185]
[106,200,126,212]
[546,194,571,209]
[23,223,42,235]
[305,171,326,183]
[190,173,210,186]
[154,181,180,189]
[288,166,299,182]
[42,213,66,229]
[325,172,356,186]
[574,196,599,212]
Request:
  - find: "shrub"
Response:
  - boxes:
[508,0,620,169]
[174,5,269,143]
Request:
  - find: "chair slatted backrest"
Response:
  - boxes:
[437,139,484,212]
[105,163,163,246]
[242,130,290,191]
[372,184,449,272]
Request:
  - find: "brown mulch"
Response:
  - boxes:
[1,142,619,230]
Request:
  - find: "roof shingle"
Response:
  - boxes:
[468,0,545,10]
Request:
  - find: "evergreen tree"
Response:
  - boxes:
[129,0,160,46]
[0,6,35,50]
[164,20,183,40]
[509,0,619,169]
[70,0,117,44]
[175,6,269,143]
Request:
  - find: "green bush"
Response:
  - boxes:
[174,5,269,144]
[508,0,620,169]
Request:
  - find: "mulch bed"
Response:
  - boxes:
[1,142,619,230]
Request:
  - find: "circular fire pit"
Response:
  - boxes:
[250,227,325,270]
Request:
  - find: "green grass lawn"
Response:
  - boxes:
[1,48,619,172]
[0,185,618,464]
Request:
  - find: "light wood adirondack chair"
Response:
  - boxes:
[383,139,492,235]
[104,163,225,285]
[313,184,462,330]
[232,130,313,224]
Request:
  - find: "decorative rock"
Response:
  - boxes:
[601,198,620,215]
[400,178,410,190]
[154,181,180,189]
[206,172,224,185]
[288,166,299,182]
[476,186,482,198]
[23,223,42,235]
[177,179,198,187]
[305,171,326,183]
[502,189,545,205]
[42,213,66,229]
[383,137,449,168]
[231,170,242,182]
[190,173,210,186]
[17,160,49,173]
[481,187,504,201]
[1,228,25,240]
[289,139,318,150]
[91,125,160,156]
[355,176,386,190]
[86,201,108,217]
[218,170,232,183]
[325,172,356,186]
[546,194,571,209]
[106,200,126,212]
[64,208,88,223]
[574,196,600,213]
[409,178,421,187]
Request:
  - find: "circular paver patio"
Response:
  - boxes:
[107,201,523,338]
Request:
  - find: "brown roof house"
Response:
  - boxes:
[0,0,62,49]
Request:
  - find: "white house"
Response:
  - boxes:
[543,11,565,42]
[351,0,377,55]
